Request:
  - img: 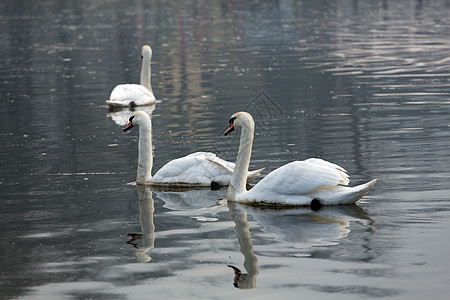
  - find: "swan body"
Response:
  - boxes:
[123,111,263,187]
[224,112,376,206]
[106,45,156,107]
[151,152,261,186]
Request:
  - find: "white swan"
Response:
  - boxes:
[224,111,376,206]
[123,111,263,188]
[106,45,156,107]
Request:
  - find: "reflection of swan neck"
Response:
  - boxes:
[140,47,153,93]
[136,186,155,262]
[137,113,153,183]
[229,203,258,289]
[228,119,254,200]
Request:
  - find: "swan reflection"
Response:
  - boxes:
[107,105,156,126]
[153,188,227,211]
[126,186,155,262]
[126,187,227,262]
[227,201,259,289]
[227,202,374,288]
[247,204,373,247]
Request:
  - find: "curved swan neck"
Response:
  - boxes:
[229,118,254,200]
[136,114,153,183]
[140,49,153,93]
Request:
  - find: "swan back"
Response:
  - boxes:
[151,152,263,186]
[247,159,348,197]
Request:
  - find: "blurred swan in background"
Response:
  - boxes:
[106,45,156,107]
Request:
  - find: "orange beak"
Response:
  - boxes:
[224,123,235,136]
[123,120,134,132]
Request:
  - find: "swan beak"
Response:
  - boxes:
[224,124,235,136]
[123,121,134,132]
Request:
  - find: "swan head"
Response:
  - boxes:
[123,111,150,132]
[224,111,254,136]
[141,45,152,59]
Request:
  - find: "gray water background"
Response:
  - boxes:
[1,0,449,299]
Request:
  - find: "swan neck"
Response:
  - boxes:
[229,122,254,200]
[137,117,153,183]
[140,54,153,93]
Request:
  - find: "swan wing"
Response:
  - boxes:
[304,158,349,185]
[204,154,264,182]
[248,159,349,197]
[203,153,236,174]
[107,84,156,106]
[151,152,215,185]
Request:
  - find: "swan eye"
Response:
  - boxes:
[129,116,135,123]
[140,55,143,59]
[229,116,237,124]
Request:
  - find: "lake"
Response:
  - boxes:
[1,0,449,299]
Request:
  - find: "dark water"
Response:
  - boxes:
[1,0,450,299]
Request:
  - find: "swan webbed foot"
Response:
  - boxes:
[310,199,323,211]
[210,181,222,190]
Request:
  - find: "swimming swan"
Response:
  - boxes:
[123,111,263,188]
[224,111,376,206]
[106,45,156,107]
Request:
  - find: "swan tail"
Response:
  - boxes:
[247,168,265,182]
[311,179,376,205]
[356,178,376,194]
[345,179,377,204]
